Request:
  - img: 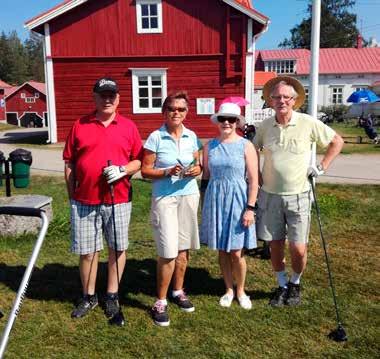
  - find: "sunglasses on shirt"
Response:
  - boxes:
[217,116,238,124]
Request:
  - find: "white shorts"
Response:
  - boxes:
[151,194,200,259]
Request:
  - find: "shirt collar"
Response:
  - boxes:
[159,124,191,139]
[273,111,298,127]
[89,111,119,123]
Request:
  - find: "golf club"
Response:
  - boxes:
[309,177,348,342]
[106,160,125,327]
[0,206,50,358]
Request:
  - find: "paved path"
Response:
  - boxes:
[1,128,379,184]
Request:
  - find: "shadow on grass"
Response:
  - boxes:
[0,130,48,144]
[0,258,274,308]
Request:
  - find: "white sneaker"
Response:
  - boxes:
[237,294,252,310]
[219,293,234,307]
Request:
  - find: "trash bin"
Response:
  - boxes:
[0,151,4,187]
[9,148,32,188]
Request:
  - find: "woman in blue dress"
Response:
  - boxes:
[200,100,258,310]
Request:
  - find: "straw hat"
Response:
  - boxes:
[263,76,306,109]
[210,102,246,128]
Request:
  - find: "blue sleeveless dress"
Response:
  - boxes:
[200,137,257,251]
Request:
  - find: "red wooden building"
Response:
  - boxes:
[25,0,268,142]
[0,80,12,122]
[3,81,47,128]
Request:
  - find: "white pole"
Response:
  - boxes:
[43,23,58,144]
[245,18,254,124]
[309,0,321,165]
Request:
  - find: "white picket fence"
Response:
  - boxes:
[245,108,275,126]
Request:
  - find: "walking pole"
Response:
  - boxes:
[106,160,125,326]
[0,207,49,358]
[309,178,348,342]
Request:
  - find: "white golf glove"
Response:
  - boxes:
[307,164,324,178]
[103,165,127,184]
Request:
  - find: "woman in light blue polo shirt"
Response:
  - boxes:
[141,91,202,327]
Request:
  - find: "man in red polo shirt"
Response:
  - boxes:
[63,77,142,323]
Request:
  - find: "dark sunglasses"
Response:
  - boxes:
[217,116,238,124]
[167,106,188,113]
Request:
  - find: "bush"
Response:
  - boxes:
[320,105,350,122]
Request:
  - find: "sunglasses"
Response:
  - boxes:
[167,106,188,113]
[217,116,238,124]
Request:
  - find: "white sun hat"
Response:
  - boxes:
[210,102,246,128]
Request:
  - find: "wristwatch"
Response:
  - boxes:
[119,165,126,173]
[317,164,324,171]
[246,204,256,211]
[163,169,170,177]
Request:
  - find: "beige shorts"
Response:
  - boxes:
[151,194,200,259]
[256,190,312,243]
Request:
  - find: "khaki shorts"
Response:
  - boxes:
[256,190,312,243]
[151,194,200,259]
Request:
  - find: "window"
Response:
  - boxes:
[136,0,162,33]
[131,69,167,113]
[25,97,36,103]
[35,92,40,98]
[265,60,295,74]
[20,93,25,99]
[355,86,367,92]
[331,87,343,104]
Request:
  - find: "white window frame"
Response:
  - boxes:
[25,97,36,103]
[331,87,343,104]
[354,86,367,92]
[21,93,25,98]
[264,60,295,74]
[35,92,40,98]
[136,0,163,34]
[130,68,167,114]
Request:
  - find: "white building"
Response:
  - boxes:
[254,42,380,117]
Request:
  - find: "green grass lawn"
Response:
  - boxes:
[0,177,379,358]
[329,123,380,154]
[0,123,18,132]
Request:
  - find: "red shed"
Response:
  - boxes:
[4,81,47,128]
[0,80,12,122]
[25,0,268,142]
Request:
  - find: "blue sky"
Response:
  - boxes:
[1,0,379,49]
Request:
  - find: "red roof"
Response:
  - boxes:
[5,81,46,98]
[0,80,12,88]
[257,48,380,75]
[254,71,276,88]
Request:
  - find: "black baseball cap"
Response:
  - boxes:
[93,77,119,94]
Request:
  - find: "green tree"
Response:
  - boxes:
[24,36,44,82]
[0,32,13,84]
[279,0,360,49]
[6,31,29,84]
[0,31,45,85]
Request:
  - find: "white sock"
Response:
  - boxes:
[172,289,183,298]
[156,298,167,305]
[290,272,302,285]
[276,270,288,288]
